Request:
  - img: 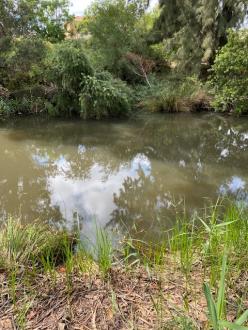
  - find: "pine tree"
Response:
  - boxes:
[200,0,247,64]
[151,0,248,74]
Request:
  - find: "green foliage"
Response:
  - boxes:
[80,73,132,119]
[150,0,203,73]
[0,96,50,116]
[170,217,195,278]
[95,226,113,277]
[0,0,70,41]
[151,0,248,74]
[139,76,210,112]
[0,217,55,269]
[169,201,248,280]
[204,254,248,330]
[47,40,93,114]
[210,30,248,114]
[34,0,72,42]
[0,217,79,274]
[1,37,47,90]
[86,0,149,74]
[0,97,11,116]
[0,0,246,118]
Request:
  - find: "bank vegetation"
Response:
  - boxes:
[0,0,248,119]
[1,201,248,329]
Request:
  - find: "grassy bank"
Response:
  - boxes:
[1,202,248,329]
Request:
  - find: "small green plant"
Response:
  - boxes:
[0,217,49,269]
[62,235,74,292]
[0,217,76,274]
[95,226,113,277]
[9,267,18,305]
[122,238,142,267]
[204,254,248,330]
[170,216,195,279]
[75,243,94,274]
[16,300,33,330]
[151,288,165,328]
[40,246,57,285]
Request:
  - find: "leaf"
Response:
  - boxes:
[203,283,219,329]
[217,254,227,319]
[236,310,248,326]
[199,217,211,233]
[58,266,66,273]
[215,220,237,228]
[219,320,248,330]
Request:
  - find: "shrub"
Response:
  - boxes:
[0,96,50,116]
[0,98,12,116]
[47,40,93,114]
[80,72,132,119]
[1,37,47,91]
[210,30,248,114]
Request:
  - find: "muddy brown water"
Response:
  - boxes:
[1,113,248,243]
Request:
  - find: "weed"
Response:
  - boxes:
[204,254,248,330]
[95,226,113,277]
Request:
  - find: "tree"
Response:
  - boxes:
[124,52,155,86]
[151,0,248,74]
[200,0,248,64]
[0,0,71,41]
[0,37,47,90]
[85,0,147,74]
[209,29,248,114]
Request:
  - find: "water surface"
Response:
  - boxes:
[1,113,248,242]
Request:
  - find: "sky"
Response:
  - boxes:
[69,0,158,15]
[69,0,92,15]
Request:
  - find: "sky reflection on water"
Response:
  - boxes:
[1,113,248,241]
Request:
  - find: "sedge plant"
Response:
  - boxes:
[204,253,248,330]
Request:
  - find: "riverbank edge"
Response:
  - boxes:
[1,107,247,125]
[1,90,247,120]
[1,202,248,329]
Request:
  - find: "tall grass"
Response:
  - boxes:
[0,218,78,273]
[0,218,53,270]
[95,226,113,277]
[139,76,211,113]
[169,202,248,277]
[2,202,246,280]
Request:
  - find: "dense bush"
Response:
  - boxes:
[210,30,248,114]
[80,72,132,119]
[47,40,93,114]
[0,98,12,116]
[0,96,50,117]
[0,37,47,90]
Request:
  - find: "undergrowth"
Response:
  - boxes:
[1,201,248,328]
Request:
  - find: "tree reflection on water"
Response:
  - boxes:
[0,113,248,241]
